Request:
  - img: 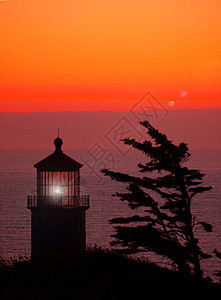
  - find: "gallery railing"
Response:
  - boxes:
[27,195,90,209]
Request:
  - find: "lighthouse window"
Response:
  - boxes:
[37,170,80,206]
[61,172,69,185]
[53,171,60,185]
[50,172,53,184]
[75,171,80,197]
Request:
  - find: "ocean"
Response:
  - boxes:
[0,148,221,280]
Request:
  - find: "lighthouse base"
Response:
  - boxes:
[30,207,87,258]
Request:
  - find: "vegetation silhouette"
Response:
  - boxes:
[1,248,220,299]
[214,249,221,282]
[102,120,213,278]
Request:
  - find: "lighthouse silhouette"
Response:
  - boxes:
[27,136,89,258]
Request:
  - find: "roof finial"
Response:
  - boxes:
[54,129,63,151]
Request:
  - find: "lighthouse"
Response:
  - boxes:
[27,136,89,258]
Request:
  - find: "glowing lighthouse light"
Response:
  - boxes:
[53,186,62,195]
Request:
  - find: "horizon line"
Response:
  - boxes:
[1,107,221,114]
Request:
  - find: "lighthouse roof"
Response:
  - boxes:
[34,137,83,171]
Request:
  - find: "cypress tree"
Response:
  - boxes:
[101,121,212,277]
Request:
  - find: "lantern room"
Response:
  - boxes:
[27,136,89,208]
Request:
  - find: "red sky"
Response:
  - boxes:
[0,1,221,112]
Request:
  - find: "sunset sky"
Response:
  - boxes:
[0,0,221,112]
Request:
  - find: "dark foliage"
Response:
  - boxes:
[214,249,221,282]
[101,121,212,278]
[1,248,220,300]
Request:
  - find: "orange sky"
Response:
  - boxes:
[0,0,221,112]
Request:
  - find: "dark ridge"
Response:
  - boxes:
[1,248,220,300]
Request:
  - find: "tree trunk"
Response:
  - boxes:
[177,168,203,278]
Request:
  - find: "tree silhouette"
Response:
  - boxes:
[101,121,212,278]
[214,249,221,282]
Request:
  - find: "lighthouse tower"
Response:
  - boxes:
[27,136,89,258]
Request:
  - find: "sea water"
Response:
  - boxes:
[0,149,220,280]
